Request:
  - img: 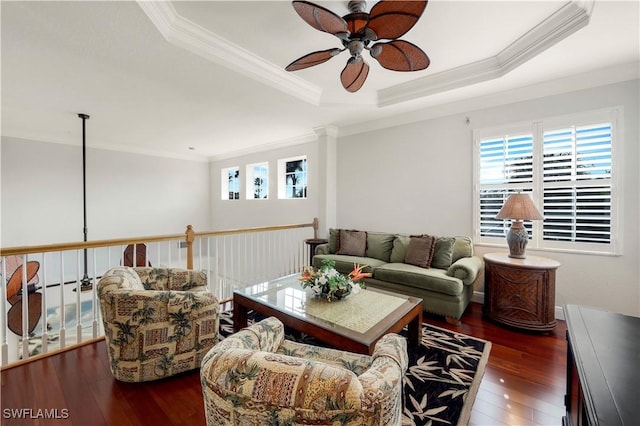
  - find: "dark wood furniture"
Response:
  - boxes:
[484,252,560,331]
[563,304,639,426]
[233,274,423,355]
[304,238,328,265]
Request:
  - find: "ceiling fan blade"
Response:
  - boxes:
[366,0,428,40]
[285,48,342,71]
[370,40,430,71]
[340,57,369,92]
[292,1,349,37]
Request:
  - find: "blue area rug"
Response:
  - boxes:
[218,310,491,426]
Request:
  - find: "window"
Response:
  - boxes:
[246,162,269,199]
[221,166,240,200]
[474,108,620,255]
[278,156,307,199]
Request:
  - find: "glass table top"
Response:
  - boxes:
[235,274,410,334]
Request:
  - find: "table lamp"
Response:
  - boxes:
[496,192,543,258]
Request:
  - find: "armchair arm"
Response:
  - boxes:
[167,269,208,291]
[371,334,408,372]
[357,334,407,392]
[446,255,484,285]
[357,334,407,421]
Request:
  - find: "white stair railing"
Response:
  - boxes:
[0,219,318,367]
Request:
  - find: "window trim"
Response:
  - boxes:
[245,162,269,200]
[473,107,622,256]
[221,166,240,201]
[277,155,308,200]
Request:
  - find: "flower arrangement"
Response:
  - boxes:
[299,258,371,301]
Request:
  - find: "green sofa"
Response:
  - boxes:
[313,229,484,324]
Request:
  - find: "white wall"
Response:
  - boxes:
[1,137,211,246]
[337,80,640,317]
[5,80,636,318]
[210,141,320,230]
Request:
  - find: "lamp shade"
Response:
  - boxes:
[496,193,543,221]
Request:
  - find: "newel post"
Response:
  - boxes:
[312,217,319,239]
[185,225,195,270]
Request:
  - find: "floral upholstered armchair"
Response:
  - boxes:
[98,266,219,382]
[200,317,408,425]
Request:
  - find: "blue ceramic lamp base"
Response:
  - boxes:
[506,220,529,259]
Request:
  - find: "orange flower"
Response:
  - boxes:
[349,263,371,282]
[299,268,314,281]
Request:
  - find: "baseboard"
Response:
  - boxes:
[472,291,565,321]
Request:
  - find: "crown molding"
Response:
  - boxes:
[1,133,209,162]
[377,0,595,107]
[136,1,322,106]
[344,61,638,138]
[208,132,318,162]
[313,125,339,139]
[138,0,596,110]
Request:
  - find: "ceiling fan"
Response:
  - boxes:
[285,0,430,93]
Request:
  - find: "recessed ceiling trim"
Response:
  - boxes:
[208,132,318,162]
[377,0,595,107]
[136,1,322,106]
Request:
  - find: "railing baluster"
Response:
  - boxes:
[20,257,29,359]
[59,252,66,349]
[76,250,82,345]
[41,255,48,354]
[1,258,7,365]
[92,249,99,339]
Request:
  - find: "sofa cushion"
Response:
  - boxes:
[313,254,385,276]
[373,263,464,296]
[452,236,474,263]
[431,237,456,269]
[404,235,436,268]
[328,228,339,254]
[336,230,367,256]
[390,235,410,263]
[365,232,395,262]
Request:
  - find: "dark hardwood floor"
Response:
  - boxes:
[1,302,567,425]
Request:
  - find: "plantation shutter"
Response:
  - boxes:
[479,134,534,238]
[542,123,612,243]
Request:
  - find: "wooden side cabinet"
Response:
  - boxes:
[563,304,639,425]
[483,252,560,332]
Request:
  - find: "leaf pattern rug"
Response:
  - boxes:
[218,310,491,426]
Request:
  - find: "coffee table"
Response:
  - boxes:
[233,274,423,355]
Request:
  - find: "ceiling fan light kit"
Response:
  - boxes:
[286,0,430,92]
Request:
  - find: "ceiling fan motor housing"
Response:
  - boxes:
[286,0,430,92]
[347,0,367,13]
[346,39,366,59]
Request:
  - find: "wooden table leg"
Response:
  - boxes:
[407,308,423,347]
[233,298,248,332]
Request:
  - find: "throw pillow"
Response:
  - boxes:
[390,235,410,263]
[328,228,340,253]
[336,230,367,256]
[404,235,437,268]
[452,236,474,263]
[365,232,395,262]
[431,237,456,269]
